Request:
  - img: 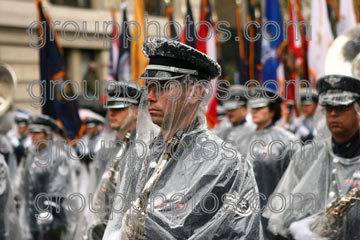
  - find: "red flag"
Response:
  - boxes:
[196,0,218,129]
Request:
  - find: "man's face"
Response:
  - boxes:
[302,102,317,117]
[226,106,247,125]
[86,125,99,136]
[108,107,130,129]
[147,80,188,126]
[251,106,274,125]
[325,104,359,138]
[30,132,48,145]
[18,125,29,136]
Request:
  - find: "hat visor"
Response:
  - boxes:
[29,124,51,134]
[16,122,28,127]
[223,101,246,111]
[104,102,132,109]
[301,100,315,106]
[319,91,360,106]
[249,98,270,109]
[86,123,97,128]
[139,69,185,81]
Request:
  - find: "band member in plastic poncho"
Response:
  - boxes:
[7,110,32,165]
[293,89,319,142]
[237,87,297,238]
[264,75,360,239]
[0,154,22,239]
[103,38,263,240]
[78,112,106,171]
[18,115,76,240]
[216,85,256,143]
[237,87,297,203]
[87,82,141,194]
[76,82,142,240]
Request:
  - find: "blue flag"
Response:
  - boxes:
[117,3,131,81]
[180,0,196,48]
[261,0,283,89]
[37,0,82,139]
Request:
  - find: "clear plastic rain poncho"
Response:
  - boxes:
[211,115,231,137]
[77,130,137,239]
[216,117,256,143]
[263,104,360,239]
[0,154,22,239]
[103,75,263,240]
[0,111,18,180]
[76,83,143,240]
[18,136,78,239]
[237,124,298,208]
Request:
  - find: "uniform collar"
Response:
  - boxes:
[233,119,246,127]
[332,131,360,158]
[257,122,275,131]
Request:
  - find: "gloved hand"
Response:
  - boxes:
[289,215,328,240]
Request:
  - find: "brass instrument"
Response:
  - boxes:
[325,26,360,78]
[0,64,16,116]
[123,136,180,239]
[84,132,132,240]
[310,187,360,237]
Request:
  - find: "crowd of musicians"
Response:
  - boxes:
[1,38,360,240]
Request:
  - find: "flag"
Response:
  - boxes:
[108,4,131,82]
[196,0,218,129]
[336,0,356,35]
[308,0,334,80]
[180,0,196,48]
[235,0,262,85]
[166,1,178,40]
[294,0,310,84]
[247,0,262,83]
[107,9,120,81]
[117,3,131,81]
[36,0,82,140]
[131,0,148,84]
[355,0,360,23]
[261,0,283,90]
[235,1,248,85]
[286,0,302,104]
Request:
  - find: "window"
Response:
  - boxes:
[144,0,166,17]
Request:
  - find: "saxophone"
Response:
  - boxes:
[84,132,132,240]
[310,187,360,237]
[122,136,180,239]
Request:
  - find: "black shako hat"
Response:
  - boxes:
[316,74,360,106]
[105,81,142,109]
[140,38,221,81]
[248,87,283,109]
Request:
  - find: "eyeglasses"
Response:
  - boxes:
[324,104,353,113]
